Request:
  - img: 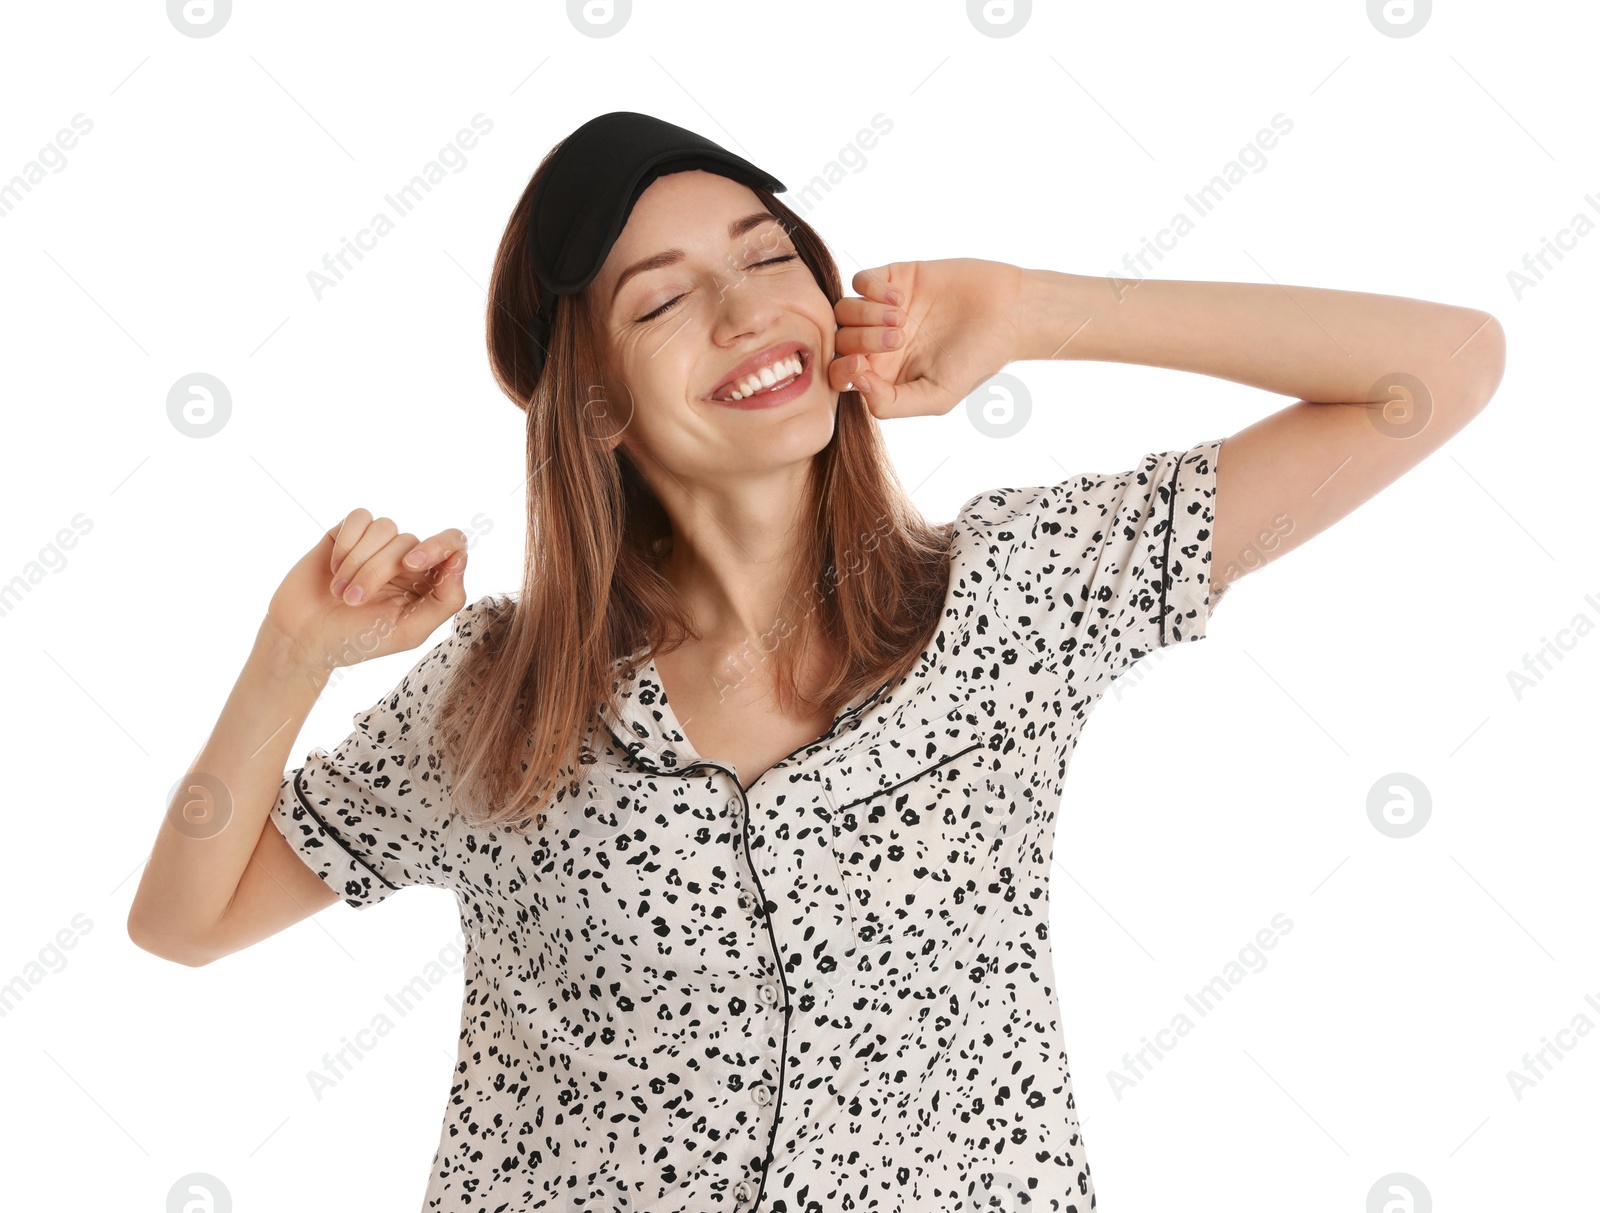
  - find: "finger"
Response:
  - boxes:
[833,297,902,329]
[409,549,470,608]
[331,516,402,603]
[424,553,470,619]
[398,528,470,575]
[346,531,436,607]
[829,352,873,392]
[857,368,918,420]
[329,508,375,574]
[432,558,470,615]
[850,266,904,307]
[833,324,904,356]
[391,534,469,607]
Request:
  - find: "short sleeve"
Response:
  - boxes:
[956,438,1222,685]
[270,595,498,910]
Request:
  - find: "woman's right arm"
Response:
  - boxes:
[126,511,469,966]
[126,623,339,965]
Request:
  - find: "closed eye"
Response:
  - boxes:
[635,254,801,324]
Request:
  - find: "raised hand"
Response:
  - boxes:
[265,510,471,677]
[827,258,1026,420]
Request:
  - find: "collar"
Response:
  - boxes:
[597,646,896,778]
[597,646,695,773]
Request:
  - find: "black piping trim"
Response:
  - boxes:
[1157,452,1184,648]
[289,768,398,893]
[680,760,789,1213]
[831,740,984,815]
[594,680,918,1209]
[600,674,896,784]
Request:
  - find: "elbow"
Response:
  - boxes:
[1458,311,1507,413]
[126,911,213,968]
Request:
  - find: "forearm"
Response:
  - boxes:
[1014,268,1502,407]
[127,620,328,952]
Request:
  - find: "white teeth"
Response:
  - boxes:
[718,353,804,401]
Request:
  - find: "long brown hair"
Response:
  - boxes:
[434,144,955,831]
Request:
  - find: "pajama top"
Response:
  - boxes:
[271,438,1224,1212]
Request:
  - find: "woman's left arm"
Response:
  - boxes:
[1015,270,1508,600]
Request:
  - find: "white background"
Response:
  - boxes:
[1,1,1593,1210]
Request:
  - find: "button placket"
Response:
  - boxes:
[715,772,785,1213]
[728,787,782,993]
[725,791,763,922]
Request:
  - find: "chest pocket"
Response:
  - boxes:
[818,707,1016,949]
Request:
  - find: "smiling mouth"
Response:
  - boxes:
[709,350,810,402]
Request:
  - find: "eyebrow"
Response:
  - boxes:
[608,212,784,313]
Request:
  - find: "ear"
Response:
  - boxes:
[582,371,633,455]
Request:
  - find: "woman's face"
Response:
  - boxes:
[585,170,839,484]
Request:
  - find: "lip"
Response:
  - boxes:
[706,340,812,403]
[707,348,814,411]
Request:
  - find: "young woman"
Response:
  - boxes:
[129,112,1506,1212]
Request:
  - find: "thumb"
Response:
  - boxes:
[400,553,470,635]
[850,264,904,307]
[857,364,935,419]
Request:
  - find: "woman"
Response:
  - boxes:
[128,112,1506,1212]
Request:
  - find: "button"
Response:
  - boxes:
[757,982,780,1006]
[737,892,753,911]
[859,923,877,942]
[726,795,741,813]
[751,1083,772,1105]
[733,1179,753,1203]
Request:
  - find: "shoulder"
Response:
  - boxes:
[951,443,1222,554]
[948,468,1116,561]
[361,594,509,740]
[448,593,510,648]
